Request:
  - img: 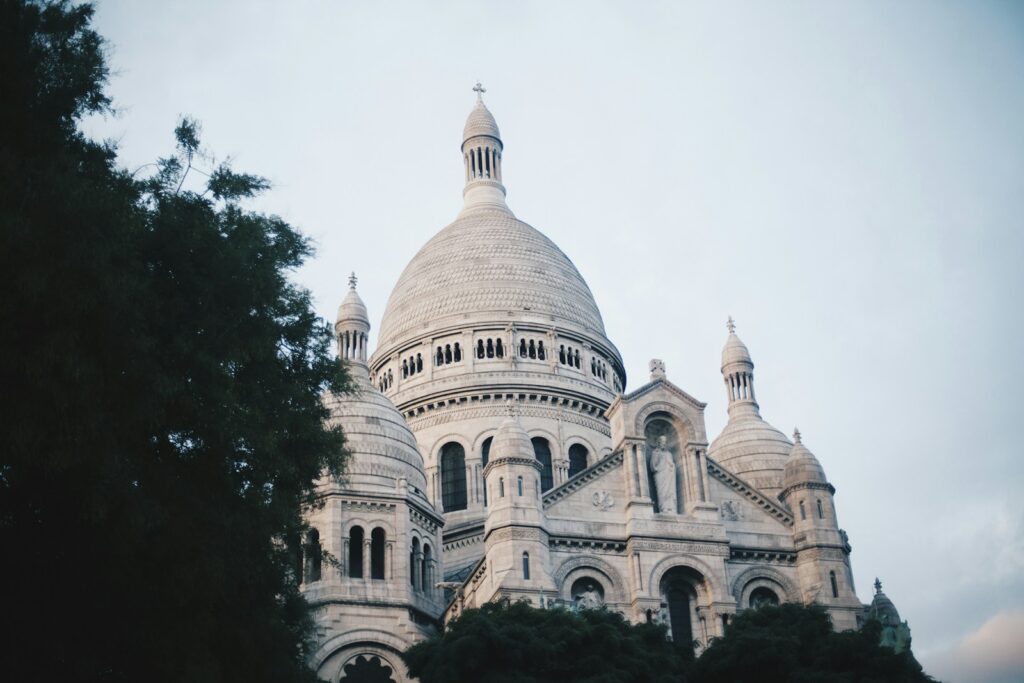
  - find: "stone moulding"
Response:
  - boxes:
[542,450,623,507]
[706,457,794,525]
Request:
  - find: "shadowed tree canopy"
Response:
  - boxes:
[402,601,692,683]
[690,603,937,683]
[0,2,348,682]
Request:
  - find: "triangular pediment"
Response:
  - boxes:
[615,377,707,412]
[542,450,623,510]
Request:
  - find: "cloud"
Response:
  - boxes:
[922,609,1024,683]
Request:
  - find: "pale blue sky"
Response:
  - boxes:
[84,2,1024,680]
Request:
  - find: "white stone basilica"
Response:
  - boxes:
[302,89,873,682]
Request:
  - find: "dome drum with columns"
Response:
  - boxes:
[304,86,905,681]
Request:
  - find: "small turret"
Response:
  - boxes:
[335,272,370,373]
[461,82,508,212]
[868,578,913,653]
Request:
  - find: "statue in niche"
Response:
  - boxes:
[650,435,677,514]
[572,581,604,611]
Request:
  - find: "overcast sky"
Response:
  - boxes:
[83,2,1023,681]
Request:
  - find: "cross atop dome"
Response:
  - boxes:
[348,272,358,290]
[473,81,486,101]
[727,316,736,334]
[793,427,802,443]
[874,578,883,594]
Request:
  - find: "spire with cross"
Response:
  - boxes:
[727,316,736,334]
[348,272,357,290]
[473,81,486,101]
[874,578,883,594]
[793,427,802,444]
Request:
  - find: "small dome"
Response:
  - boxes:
[336,273,369,328]
[783,429,828,489]
[869,579,902,626]
[489,406,535,462]
[709,416,791,496]
[463,100,501,142]
[722,333,753,368]
[324,373,428,495]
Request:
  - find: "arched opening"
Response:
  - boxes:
[817,499,825,519]
[340,654,397,683]
[519,339,527,357]
[574,349,581,368]
[370,527,386,580]
[499,477,505,498]
[568,444,589,478]
[422,543,432,590]
[830,571,839,598]
[305,529,322,583]
[486,338,494,358]
[454,343,462,362]
[481,436,492,506]
[495,338,504,357]
[799,500,807,520]
[402,360,408,378]
[444,344,452,364]
[415,353,422,373]
[749,586,779,608]
[349,526,364,579]
[409,537,419,587]
[559,345,566,364]
[660,566,703,648]
[570,576,605,610]
[522,552,530,581]
[478,339,485,358]
[440,442,467,512]
[517,476,524,496]
[528,339,536,359]
[532,437,554,492]
[435,346,443,366]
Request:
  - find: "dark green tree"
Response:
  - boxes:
[402,601,692,683]
[0,2,348,681]
[689,603,936,683]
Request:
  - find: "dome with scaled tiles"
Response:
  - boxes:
[376,92,611,354]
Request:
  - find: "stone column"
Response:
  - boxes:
[385,541,394,580]
[362,538,371,580]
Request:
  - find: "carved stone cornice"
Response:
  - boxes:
[548,535,627,553]
[706,457,794,526]
[729,547,797,564]
[542,450,623,508]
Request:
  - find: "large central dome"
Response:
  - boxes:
[377,206,606,349]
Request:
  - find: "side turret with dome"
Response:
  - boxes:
[368,86,624,581]
[708,318,791,497]
[299,275,445,683]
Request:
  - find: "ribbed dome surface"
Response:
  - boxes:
[490,413,535,462]
[783,437,828,489]
[722,333,753,367]
[324,373,428,494]
[869,588,902,626]
[463,100,500,141]
[709,417,791,497]
[377,206,606,348]
[336,288,368,326]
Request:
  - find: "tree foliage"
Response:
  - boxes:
[690,603,936,683]
[402,601,692,683]
[0,2,348,681]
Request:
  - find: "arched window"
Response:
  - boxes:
[499,477,505,498]
[574,350,581,368]
[486,338,494,358]
[454,343,462,362]
[532,437,554,492]
[409,537,419,587]
[517,476,524,496]
[537,341,546,360]
[559,345,566,364]
[305,529,322,583]
[830,571,839,598]
[522,552,530,580]
[528,339,536,359]
[749,586,779,608]
[370,527,386,580]
[440,442,468,512]
[666,585,693,645]
[349,526,364,579]
[415,353,422,373]
[444,344,452,363]
[817,499,825,519]
[519,339,527,357]
[477,339,485,358]
[591,358,597,375]
[402,360,408,378]
[422,544,432,590]
[799,500,806,520]
[481,437,492,507]
[568,444,588,478]
[435,347,443,366]
[341,655,397,682]
[495,339,504,357]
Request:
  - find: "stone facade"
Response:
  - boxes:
[304,90,880,682]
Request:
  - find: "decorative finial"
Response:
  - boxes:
[505,397,518,418]
[348,272,357,290]
[874,578,882,594]
[473,81,486,101]
[793,428,802,444]
[726,316,736,334]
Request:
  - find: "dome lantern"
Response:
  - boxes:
[461,83,508,212]
[335,272,370,372]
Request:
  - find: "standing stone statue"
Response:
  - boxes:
[650,435,677,514]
